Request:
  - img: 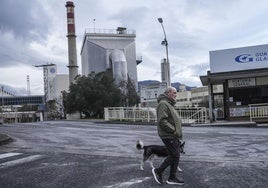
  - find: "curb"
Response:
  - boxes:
[95,120,268,128]
[0,134,12,146]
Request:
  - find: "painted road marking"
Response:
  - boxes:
[0,155,43,169]
[0,152,22,159]
[104,177,151,188]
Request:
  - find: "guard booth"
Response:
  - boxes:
[200,44,268,122]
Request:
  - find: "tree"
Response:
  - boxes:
[119,76,140,107]
[126,76,140,106]
[47,100,62,120]
[63,69,123,118]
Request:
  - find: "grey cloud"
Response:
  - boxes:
[0,33,44,67]
[0,0,53,68]
[189,63,209,76]
[110,6,148,28]
[0,0,50,41]
[172,62,209,77]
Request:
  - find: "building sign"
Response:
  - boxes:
[210,44,268,73]
[228,78,256,88]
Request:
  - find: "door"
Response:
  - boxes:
[213,94,225,120]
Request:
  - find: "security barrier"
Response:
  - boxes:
[104,106,209,124]
[104,107,156,123]
[249,103,268,122]
[0,111,43,123]
[176,106,209,124]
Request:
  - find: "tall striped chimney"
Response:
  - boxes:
[65,1,78,84]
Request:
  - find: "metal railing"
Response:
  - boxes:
[104,107,156,123]
[0,111,43,123]
[85,28,136,35]
[176,106,209,124]
[104,106,209,124]
[249,103,268,122]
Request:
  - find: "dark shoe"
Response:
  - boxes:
[166,177,184,185]
[152,168,163,184]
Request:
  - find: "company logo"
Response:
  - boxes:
[50,67,56,73]
[235,54,254,63]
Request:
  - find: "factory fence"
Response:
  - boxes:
[104,107,157,123]
[249,103,268,122]
[104,106,209,124]
[176,106,209,124]
[0,111,43,124]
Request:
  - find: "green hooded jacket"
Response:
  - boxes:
[156,94,182,139]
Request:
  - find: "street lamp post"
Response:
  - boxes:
[157,18,169,63]
[158,18,171,87]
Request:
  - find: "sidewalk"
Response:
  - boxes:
[191,120,257,127]
[196,121,268,128]
[100,119,268,127]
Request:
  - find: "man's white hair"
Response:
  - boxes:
[164,86,177,94]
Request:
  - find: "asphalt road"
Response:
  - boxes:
[0,121,267,188]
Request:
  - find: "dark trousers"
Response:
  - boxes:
[156,138,180,179]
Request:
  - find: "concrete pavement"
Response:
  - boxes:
[0,133,12,145]
[1,121,268,188]
[1,120,267,146]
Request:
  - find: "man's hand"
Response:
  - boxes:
[179,140,185,154]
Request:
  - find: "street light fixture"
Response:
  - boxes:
[157,17,171,86]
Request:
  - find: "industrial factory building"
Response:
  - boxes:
[200,44,268,122]
[80,27,139,89]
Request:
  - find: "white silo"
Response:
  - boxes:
[110,49,128,85]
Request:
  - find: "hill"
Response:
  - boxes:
[138,80,196,91]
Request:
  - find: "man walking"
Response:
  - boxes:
[152,86,184,185]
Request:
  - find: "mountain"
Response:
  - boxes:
[171,82,196,91]
[138,80,196,91]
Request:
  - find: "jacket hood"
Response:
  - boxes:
[157,93,176,106]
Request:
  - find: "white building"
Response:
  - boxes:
[47,65,57,101]
[55,74,69,100]
[200,44,268,122]
[191,85,223,106]
[175,90,192,107]
[80,27,139,89]
[46,65,69,102]
[140,82,167,107]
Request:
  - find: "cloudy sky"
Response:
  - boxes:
[1,0,268,95]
